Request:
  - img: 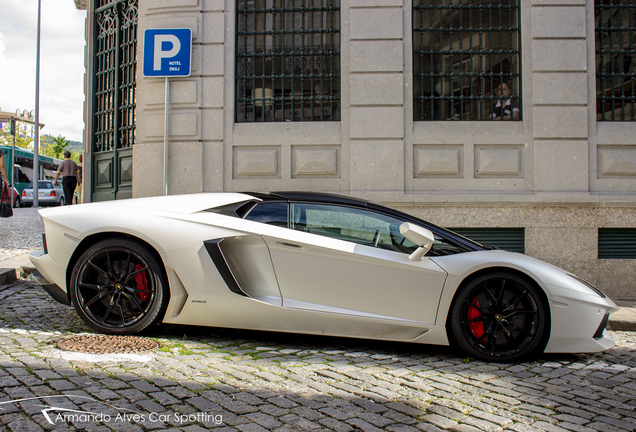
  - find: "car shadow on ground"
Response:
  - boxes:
[0,280,618,366]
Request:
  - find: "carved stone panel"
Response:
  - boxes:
[414,145,463,178]
[475,146,523,178]
[233,147,280,179]
[598,145,636,178]
[292,146,339,178]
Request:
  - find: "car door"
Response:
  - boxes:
[262,203,448,324]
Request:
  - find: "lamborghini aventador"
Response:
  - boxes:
[29,192,618,362]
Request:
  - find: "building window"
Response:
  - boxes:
[595,1,636,121]
[413,1,521,121]
[236,0,341,123]
[599,228,636,259]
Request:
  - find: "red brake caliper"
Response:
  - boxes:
[468,297,485,339]
[134,264,149,302]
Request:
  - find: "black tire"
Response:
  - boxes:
[13,197,20,208]
[450,272,548,362]
[69,238,169,335]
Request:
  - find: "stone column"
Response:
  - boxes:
[348,0,405,196]
[134,0,224,197]
[532,0,589,193]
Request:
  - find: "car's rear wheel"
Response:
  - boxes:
[12,196,20,208]
[450,272,548,362]
[69,238,169,335]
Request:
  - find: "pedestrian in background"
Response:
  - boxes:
[0,149,12,217]
[77,154,83,204]
[54,151,80,206]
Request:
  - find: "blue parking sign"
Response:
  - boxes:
[143,28,192,77]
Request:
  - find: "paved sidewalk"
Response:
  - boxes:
[1,278,636,432]
[0,208,43,284]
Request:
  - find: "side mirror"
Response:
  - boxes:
[399,222,435,261]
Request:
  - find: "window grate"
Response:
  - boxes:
[598,228,636,259]
[595,0,636,121]
[451,228,525,253]
[413,0,522,121]
[93,0,137,152]
[236,0,341,122]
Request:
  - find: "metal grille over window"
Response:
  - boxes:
[595,0,636,121]
[451,228,525,253]
[413,0,521,121]
[598,228,636,259]
[236,0,341,122]
[94,0,137,152]
[91,0,137,201]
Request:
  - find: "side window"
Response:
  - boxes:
[290,203,419,253]
[244,202,288,228]
[429,238,465,256]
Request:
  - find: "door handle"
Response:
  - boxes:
[276,241,305,250]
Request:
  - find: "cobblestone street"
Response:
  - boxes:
[0,280,634,431]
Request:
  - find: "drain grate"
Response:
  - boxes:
[56,334,159,354]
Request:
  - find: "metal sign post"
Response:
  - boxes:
[142,28,192,196]
[164,77,170,196]
[10,117,15,208]
[33,0,42,207]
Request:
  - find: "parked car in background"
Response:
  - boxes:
[22,181,65,207]
[1,184,21,208]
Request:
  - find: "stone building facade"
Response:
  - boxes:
[77,0,636,298]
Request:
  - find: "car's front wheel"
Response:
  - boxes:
[450,272,548,362]
[12,196,20,208]
[69,238,169,335]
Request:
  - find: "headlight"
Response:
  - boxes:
[567,273,607,298]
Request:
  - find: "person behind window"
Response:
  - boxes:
[54,151,80,206]
[490,81,520,121]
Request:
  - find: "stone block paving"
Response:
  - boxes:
[0,208,44,262]
[1,280,636,431]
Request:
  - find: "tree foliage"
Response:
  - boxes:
[0,129,34,149]
[42,135,70,159]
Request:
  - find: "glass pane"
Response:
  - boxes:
[244,202,288,227]
[595,0,636,121]
[290,203,419,253]
[236,0,341,122]
[413,0,521,121]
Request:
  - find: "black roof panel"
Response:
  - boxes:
[268,191,370,207]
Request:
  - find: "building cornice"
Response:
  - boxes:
[74,0,87,10]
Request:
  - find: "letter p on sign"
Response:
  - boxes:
[143,29,192,77]
[154,35,181,70]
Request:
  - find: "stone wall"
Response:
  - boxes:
[125,0,636,298]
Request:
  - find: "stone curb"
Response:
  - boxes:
[0,253,36,284]
[1,252,635,332]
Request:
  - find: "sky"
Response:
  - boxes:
[0,0,86,142]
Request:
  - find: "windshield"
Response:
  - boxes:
[27,181,54,189]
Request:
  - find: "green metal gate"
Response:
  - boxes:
[91,0,137,202]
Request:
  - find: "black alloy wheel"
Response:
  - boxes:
[70,238,169,335]
[450,272,548,362]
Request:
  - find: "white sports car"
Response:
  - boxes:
[30,192,618,362]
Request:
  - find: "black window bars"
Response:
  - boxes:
[596,0,636,121]
[236,0,341,122]
[413,0,521,121]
